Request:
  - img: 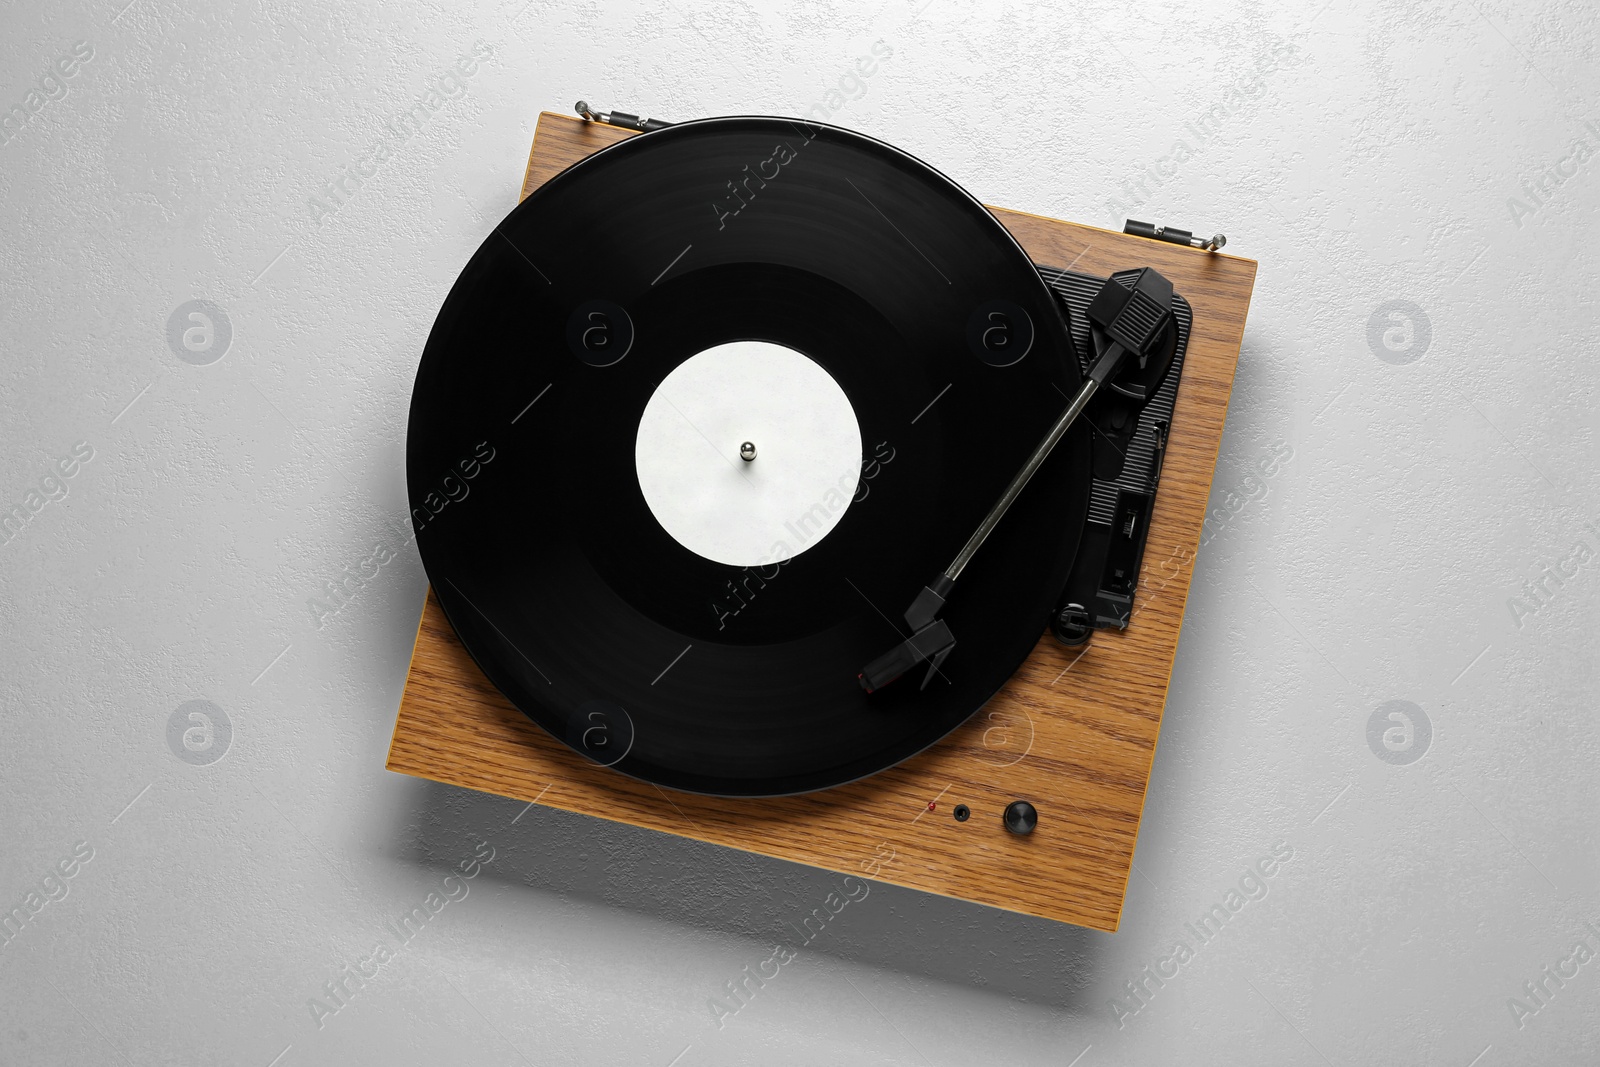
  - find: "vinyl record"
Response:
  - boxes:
[406,116,1092,796]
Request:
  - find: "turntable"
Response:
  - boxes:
[386,107,1256,930]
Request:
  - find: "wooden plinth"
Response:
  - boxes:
[386,112,1257,931]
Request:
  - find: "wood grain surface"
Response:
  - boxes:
[387,111,1257,931]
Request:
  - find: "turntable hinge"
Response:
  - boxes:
[1123,219,1226,252]
[574,100,673,132]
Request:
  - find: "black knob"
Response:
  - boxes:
[1052,603,1093,646]
[1003,800,1037,835]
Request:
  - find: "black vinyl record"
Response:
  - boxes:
[406,116,1091,796]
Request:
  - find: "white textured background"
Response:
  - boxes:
[2,1,1597,1064]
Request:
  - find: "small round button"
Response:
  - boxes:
[1003,800,1037,835]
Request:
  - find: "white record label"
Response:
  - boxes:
[635,340,863,568]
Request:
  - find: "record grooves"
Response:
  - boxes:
[407,117,1093,796]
